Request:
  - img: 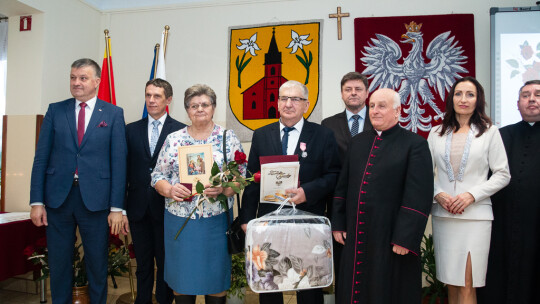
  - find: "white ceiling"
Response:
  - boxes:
[81,0,262,11]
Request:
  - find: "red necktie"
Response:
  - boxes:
[78,103,87,146]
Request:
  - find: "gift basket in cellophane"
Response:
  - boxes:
[245,199,333,293]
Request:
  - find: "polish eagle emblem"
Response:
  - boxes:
[361,21,468,132]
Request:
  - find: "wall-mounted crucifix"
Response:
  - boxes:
[329,6,350,40]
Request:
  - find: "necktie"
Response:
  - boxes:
[150,120,161,155]
[78,103,87,146]
[351,114,360,136]
[281,126,295,155]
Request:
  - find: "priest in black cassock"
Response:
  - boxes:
[478,79,540,304]
[332,88,433,304]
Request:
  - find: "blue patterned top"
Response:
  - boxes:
[151,124,246,218]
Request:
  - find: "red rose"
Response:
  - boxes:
[36,237,47,248]
[128,244,136,259]
[234,151,247,164]
[253,171,261,183]
[109,233,124,248]
[23,245,35,257]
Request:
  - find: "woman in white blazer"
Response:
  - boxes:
[427,77,510,304]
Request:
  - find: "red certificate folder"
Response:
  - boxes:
[260,155,298,164]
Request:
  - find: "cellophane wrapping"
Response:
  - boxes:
[245,206,333,293]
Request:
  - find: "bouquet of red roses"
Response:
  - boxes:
[175,151,260,240]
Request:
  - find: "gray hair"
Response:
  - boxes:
[71,58,100,78]
[279,80,309,99]
[184,84,217,109]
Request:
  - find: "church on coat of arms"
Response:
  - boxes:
[242,28,288,120]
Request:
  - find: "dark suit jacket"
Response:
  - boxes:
[240,120,340,223]
[321,108,373,161]
[30,98,127,211]
[125,115,186,222]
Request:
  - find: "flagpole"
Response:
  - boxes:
[163,25,170,58]
[104,29,113,102]
[153,43,160,79]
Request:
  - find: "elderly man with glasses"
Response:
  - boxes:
[240,80,340,304]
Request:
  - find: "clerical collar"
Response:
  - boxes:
[345,106,367,121]
[374,123,400,136]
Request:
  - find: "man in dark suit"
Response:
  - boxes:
[240,80,340,304]
[321,72,373,160]
[321,72,372,287]
[125,78,186,304]
[30,58,127,304]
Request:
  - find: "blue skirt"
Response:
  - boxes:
[164,210,231,295]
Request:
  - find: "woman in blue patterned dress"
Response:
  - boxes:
[151,84,246,304]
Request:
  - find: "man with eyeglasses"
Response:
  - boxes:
[240,80,340,304]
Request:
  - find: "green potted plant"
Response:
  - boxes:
[25,233,132,303]
[421,234,448,304]
[228,252,248,303]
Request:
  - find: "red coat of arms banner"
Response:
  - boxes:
[355,14,475,138]
[227,21,322,141]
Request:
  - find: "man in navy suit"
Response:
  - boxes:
[240,80,340,304]
[125,79,185,304]
[30,58,127,304]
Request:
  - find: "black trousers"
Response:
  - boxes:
[130,211,173,304]
[259,288,323,304]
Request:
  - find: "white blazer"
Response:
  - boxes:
[427,124,510,220]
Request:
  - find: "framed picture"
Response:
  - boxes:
[178,144,214,193]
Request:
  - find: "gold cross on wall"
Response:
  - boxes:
[329,6,350,40]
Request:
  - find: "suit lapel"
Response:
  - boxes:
[80,99,105,149]
[152,116,173,160]
[337,111,352,140]
[295,120,315,162]
[65,99,78,147]
[363,106,373,132]
[139,117,151,158]
[269,122,283,155]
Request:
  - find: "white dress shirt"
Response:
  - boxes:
[75,97,97,133]
[147,113,167,145]
[280,118,304,155]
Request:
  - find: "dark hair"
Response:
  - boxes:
[71,58,101,78]
[340,72,369,91]
[439,76,492,137]
[519,79,540,96]
[184,84,217,109]
[146,78,173,99]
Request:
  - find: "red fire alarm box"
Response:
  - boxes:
[20,16,32,31]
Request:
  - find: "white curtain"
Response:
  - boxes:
[0,20,7,61]
[0,19,7,145]
[0,19,7,117]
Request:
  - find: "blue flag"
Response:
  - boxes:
[142,47,157,118]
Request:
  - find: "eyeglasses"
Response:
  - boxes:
[278,96,307,103]
[188,103,212,110]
